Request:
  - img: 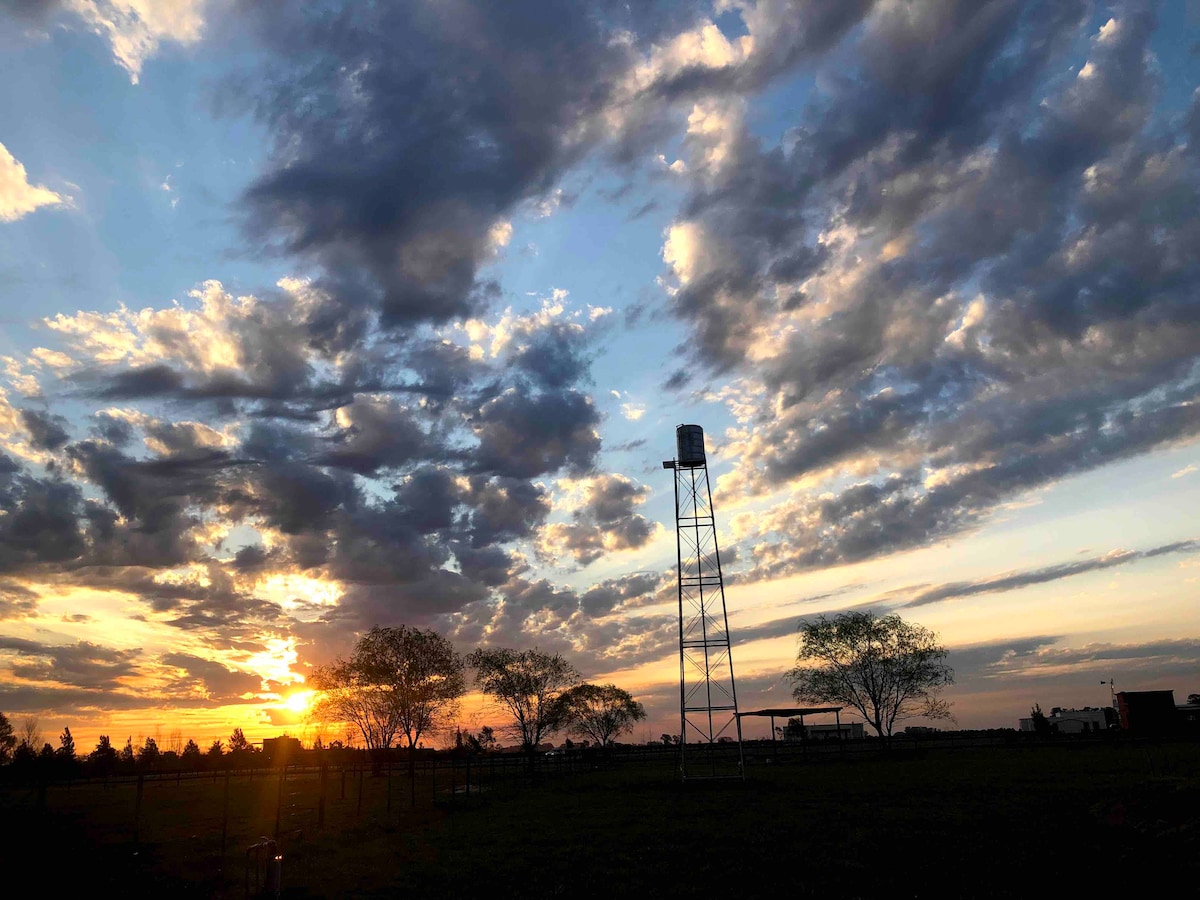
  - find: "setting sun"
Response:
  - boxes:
[281,690,317,715]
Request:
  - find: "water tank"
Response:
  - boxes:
[676,424,706,468]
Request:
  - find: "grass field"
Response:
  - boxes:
[3,740,1197,897]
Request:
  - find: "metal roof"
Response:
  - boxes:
[736,706,843,717]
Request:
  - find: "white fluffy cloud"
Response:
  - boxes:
[0,143,66,223]
[67,0,209,83]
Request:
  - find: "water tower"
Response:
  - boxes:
[663,424,744,779]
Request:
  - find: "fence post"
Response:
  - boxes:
[134,773,145,845]
[220,768,231,856]
[386,761,392,813]
[465,757,471,797]
[318,765,327,828]
[340,766,346,800]
[274,765,285,837]
[357,766,364,816]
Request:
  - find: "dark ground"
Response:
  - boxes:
[2,740,1196,898]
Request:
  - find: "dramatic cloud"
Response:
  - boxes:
[232,2,663,333]
[661,3,1200,578]
[2,0,1197,737]
[0,636,141,690]
[538,474,656,566]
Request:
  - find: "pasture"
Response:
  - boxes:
[2,739,1196,897]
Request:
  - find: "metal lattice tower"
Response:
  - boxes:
[663,424,743,780]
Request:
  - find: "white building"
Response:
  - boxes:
[1019,706,1114,733]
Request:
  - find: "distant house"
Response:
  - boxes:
[1019,707,1115,733]
[1048,707,1114,734]
[1177,700,1200,729]
[262,735,303,765]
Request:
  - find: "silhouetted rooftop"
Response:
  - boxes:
[737,707,843,717]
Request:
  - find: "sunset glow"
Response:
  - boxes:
[0,0,1198,755]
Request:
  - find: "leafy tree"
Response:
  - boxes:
[557,683,646,748]
[467,647,579,757]
[119,737,135,765]
[90,735,118,773]
[1029,704,1052,737]
[312,625,466,755]
[137,736,160,766]
[207,739,224,757]
[181,739,201,768]
[12,740,36,767]
[0,711,15,764]
[476,725,496,751]
[788,611,954,739]
[229,727,252,753]
[57,727,76,761]
[39,742,54,762]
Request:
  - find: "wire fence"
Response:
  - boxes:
[0,730,1183,863]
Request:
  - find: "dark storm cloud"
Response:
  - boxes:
[255,462,356,535]
[0,636,140,690]
[92,410,134,446]
[312,570,489,638]
[0,470,85,573]
[65,440,218,567]
[471,389,601,478]
[462,476,550,548]
[664,1,1200,574]
[19,408,70,450]
[512,323,591,390]
[230,1,685,333]
[580,572,660,616]
[160,651,264,699]
[542,474,655,566]
[313,396,429,474]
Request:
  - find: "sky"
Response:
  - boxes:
[0,0,1198,751]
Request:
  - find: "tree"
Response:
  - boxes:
[228,727,252,753]
[90,735,118,774]
[1029,703,1052,737]
[181,739,201,768]
[312,625,466,755]
[57,727,76,761]
[476,725,496,751]
[788,611,954,739]
[467,647,579,757]
[557,683,646,748]
[119,737,135,765]
[137,736,160,767]
[206,740,224,768]
[0,712,15,764]
[20,716,40,750]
